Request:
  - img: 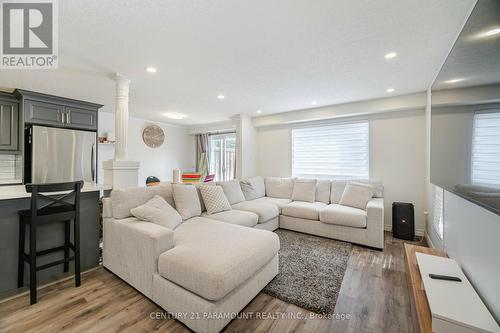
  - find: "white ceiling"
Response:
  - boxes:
[0,0,475,125]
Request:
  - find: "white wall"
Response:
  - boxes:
[255,109,427,233]
[237,115,257,178]
[98,112,195,185]
[444,191,500,323]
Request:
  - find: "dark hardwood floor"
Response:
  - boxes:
[0,232,425,333]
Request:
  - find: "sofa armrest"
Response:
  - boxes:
[365,198,384,249]
[103,217,174,298]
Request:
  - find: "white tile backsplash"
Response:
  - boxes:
[0,155,21,181]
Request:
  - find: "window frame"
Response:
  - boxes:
[290,119,371,180]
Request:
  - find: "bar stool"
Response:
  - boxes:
[17,181,83,305]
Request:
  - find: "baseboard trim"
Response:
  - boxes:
[425,232,436,249]
[384,224,425,237]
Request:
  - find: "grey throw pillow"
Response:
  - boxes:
[339,182,375,210]
[199,185,232,215]
[217,179,246,205]
[172,184,202,220]
[130,195,182,230]
[291,179,317,203]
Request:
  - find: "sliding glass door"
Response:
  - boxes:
[209,132,236,181]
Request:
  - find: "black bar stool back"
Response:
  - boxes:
[18,181,83,305]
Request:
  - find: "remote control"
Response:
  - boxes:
[429,273,462,282]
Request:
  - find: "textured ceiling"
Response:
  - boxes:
[0,0,475,125]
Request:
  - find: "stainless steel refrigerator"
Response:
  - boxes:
[29,125,96,184]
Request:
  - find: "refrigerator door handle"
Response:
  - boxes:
[91,143,96,182]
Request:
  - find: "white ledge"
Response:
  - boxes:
[0,183,112,201]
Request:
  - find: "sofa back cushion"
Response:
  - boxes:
[339,182,375,210]
[330,179,384,203]
[111,184,175,219]
[291,179,316,203]
[172,184,202,220]
[199,185,232,215]
[130,195,182,230]
[265,177,294,199]
[240,176,265,200]
[217,179,246,205]
[315,180,331,204]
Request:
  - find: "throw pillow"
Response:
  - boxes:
[265,177,294,199]
[291,179,317,203]
[130,195,182,230]
[172,184,202,220]
[111,184,175,219]
[217,179,246,205]
[339,182,375,210]
[240,176,266,200]
[195,181,216,212]
[199,185,232,215]
[316,180,331,204]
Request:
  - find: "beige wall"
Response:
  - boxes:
[255,109,427,233]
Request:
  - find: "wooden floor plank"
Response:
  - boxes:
[0,232,424,333]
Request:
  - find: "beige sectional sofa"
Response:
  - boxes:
[102,176,384,333]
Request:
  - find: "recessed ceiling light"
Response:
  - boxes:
[444,78,464,84]
[384,52,398,59]
[163,112,187,120]
[217,94,225,100]
[386,88,395,93]
[311,100,317,106]
[256,110,262,114]
[480,28,500,38]
[146,67,157,73]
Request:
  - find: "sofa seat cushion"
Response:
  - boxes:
[231,201,279,223]
[281,201,327,220]
[251,197,292,212]
[201,209,258,227]
[159,217,280,301]
[319,204,367,228]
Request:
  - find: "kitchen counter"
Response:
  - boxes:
[0,183,111,296]
[0,183,112,200]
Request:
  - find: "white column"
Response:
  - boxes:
[114,74,130,160]
[103,74,140,189]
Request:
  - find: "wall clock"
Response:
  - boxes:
[142,124,165,148]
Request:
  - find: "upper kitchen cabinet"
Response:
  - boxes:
[0,92,20,153]
[15,89,103,131]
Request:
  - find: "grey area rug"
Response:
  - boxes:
[263,229,352,314]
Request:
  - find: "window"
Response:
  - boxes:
[292,121,369,179]
[209,132,236,182]
[471,111,500,186]
[433,186,444,239]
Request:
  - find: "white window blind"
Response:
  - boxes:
[471,111,500,186]
[433,186,444,240]
[292,121,369,179]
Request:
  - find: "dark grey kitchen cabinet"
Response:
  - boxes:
[65,106,97,131]
[15,89,102,131]
[24,100,64,127]
[0,97,19,152]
